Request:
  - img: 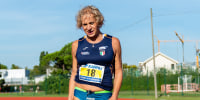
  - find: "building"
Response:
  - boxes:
[0,69,29,85]
[33,68,55,84]
[34,74,46,84]
[139,52,179,75]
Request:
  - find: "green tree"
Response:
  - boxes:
[29,65,41,78]
[11,64,21,69]
[0,63,7,69]
[40,42,72,74]
[39,51,48,66]
[122,63,128,69]
[0,79,5,87]
[123,63,137,70]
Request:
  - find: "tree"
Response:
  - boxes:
[38,51,49,74]
[122,63,137,70]
[29,65,41,78]
[0,79,5,87]
[0,64,7,69]
[122,63,128,69]
[11,64,21,69]
[40,42,72,74]
[39,51,48,66]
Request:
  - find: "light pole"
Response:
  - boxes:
[175,31,184,96]
[150,8,158,99]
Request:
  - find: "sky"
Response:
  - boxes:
[0,0,200,69]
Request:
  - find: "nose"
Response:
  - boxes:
[86,24,91,30]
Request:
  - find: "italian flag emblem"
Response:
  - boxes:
[100,50,105,56]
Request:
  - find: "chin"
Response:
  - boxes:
[87,33,95,37]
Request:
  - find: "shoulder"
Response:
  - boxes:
[72,40,78,48]
[71,40,78,56]
[104,34,119,43]
[112,37,120,45]
[104,34,112,39]
[78,36,87,41]
[72,36,86,48]
[111,36,121,54]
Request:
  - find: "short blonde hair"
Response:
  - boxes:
[76,5,104,29]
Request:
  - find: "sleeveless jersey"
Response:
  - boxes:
[75,34,114,91]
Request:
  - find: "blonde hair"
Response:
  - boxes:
[76,5,104,29]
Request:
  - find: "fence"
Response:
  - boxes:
[0,68,200,97]
[121,67,200,96]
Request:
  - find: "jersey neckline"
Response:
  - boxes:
[85,34,106,47]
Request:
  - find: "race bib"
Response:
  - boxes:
[79,63,105,83]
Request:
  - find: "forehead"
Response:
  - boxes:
[81,14,96,22]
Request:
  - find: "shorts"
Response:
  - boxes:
[74,87,112,100]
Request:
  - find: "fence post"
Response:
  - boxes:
[59,74,61,95]
[21,77,23,96]
[181,63,184,96]
[131,68,133,95]
[164,68,166,96]
[147,69,149,95]
[45,77,47,95]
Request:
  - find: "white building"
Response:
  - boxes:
[139,52,179,75]
[33,68,55,84]
[34,74,46,84]
[0,69,29,85]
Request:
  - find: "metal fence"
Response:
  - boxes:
[0,67,200,97]
[121,67,200,96]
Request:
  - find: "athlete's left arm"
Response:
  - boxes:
[109,37,123,100]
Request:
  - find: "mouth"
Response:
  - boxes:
[87,30,94,35]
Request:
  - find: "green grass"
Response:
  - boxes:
[0,91,67,97]
[1,91,200,100]
[119,91,200,100]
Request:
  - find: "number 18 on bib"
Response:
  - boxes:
[79,64,105,83]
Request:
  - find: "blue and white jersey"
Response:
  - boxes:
[75,34,114,91]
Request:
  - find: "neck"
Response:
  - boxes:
[87,31,102,42]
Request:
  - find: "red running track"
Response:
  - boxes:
[0,97,146,100]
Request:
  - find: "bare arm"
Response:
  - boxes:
[110,37,123,100]
[68,40,78,100]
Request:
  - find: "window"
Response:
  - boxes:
[171,64,174,70]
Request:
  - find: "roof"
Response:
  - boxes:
[141,52,179,65]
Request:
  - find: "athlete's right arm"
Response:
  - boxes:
[68,40,78,100]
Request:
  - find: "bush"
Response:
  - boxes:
[42,74,69,94]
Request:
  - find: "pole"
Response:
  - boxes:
[196,41,199,69]
[196,41,199,91]
[131,68,133,95]
[181,63,184,96]
[164,68,166,96]
[147,69,149,95]
[175,31,184,96]
[151,8,158,99]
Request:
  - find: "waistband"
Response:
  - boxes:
[75,87,111,94]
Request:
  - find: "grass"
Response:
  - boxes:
[1,91,200,100]
[119,91,200,100]
[0,91,67,97]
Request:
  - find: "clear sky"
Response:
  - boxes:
[1,0,200,69]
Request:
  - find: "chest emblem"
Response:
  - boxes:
[100,50,105,56]
[99,46,107,56]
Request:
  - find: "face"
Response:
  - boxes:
[81,14,99,38]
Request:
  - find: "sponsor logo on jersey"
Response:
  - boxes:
[81,52,90,55]
[82,47,88,50]
[99,46,108,50]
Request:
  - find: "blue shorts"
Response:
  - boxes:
[74,87,112,100]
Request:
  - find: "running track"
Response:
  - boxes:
[0,97,145,100]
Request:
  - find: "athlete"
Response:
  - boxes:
[68,5,122,100]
